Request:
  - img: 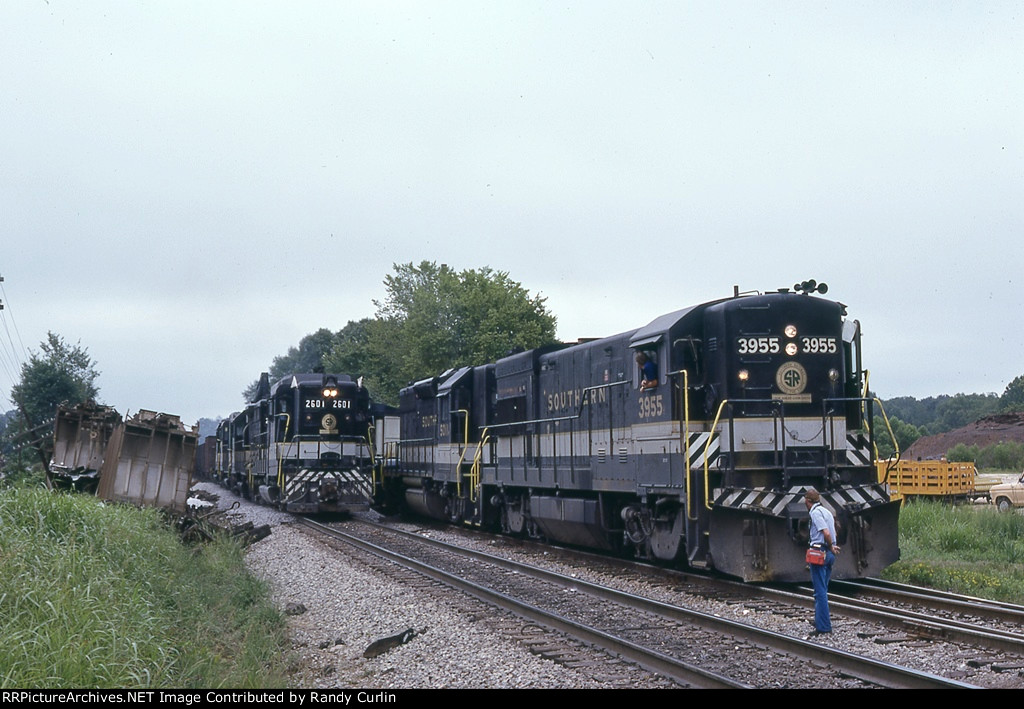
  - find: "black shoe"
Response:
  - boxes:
[808,629,831,637]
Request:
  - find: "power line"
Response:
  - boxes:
[0,275,26,409]
[0,275,28,361]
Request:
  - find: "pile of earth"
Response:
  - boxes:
[903,412,1024,461]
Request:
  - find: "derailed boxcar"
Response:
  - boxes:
[96,410,197,513]
[49,402,123,492]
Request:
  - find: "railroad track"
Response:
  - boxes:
[405,516,1024,680]
[297,516,974,689]
[824,578,1024,656]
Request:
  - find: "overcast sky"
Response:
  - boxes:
[1,1,1021,426]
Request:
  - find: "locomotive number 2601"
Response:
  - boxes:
[304,399,352,409]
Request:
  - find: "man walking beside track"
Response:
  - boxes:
[804,487,839,636]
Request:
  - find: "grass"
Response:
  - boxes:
[881,498,1024,603]
[0,484,289,688]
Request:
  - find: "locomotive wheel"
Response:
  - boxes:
[504,497,526,534]
[648,506,686,562]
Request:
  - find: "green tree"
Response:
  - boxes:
[1001,375,1024,413]
[873,415,922,459]
[8,332,100,466]
[321,318,399,400]
[269,328,337,377]
[242,328,338,401]
[11,332,100,424]
[947,443,980,463]
[371,261,558,401]
[252,264,558,408]
[881,393,1001,435]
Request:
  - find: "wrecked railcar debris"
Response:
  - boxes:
[177,511,273,546]
[96,409,198,513]
[49,404,198,513]
[363,628,418,658]
[180,495,273,546]
[48,402,122,492]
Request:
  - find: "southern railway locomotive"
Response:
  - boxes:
[216,372,376,513]
[374,283,901,582]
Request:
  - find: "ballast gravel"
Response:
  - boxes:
[194,484,631,688]
[191,483,1024,689]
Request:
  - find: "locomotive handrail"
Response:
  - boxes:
[482,379,631,432]
[366,424,377,493]
[453,409,470,498]
[859,371,900,465]
[703,399,730,511]
[395,436,438,444]
[702,394,893,513]
[469,430,490,504]
[667,369,694,518]
[701,397,787,512]
[273,412,291,442]
[870,395,901,483]
[816,394,899,462]
[478,380,629,483]
[290,434,368,443]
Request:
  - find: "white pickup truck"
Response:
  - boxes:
[989,473,1024,512]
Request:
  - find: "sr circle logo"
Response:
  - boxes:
[775,362,808,395]
[321,413,337,431]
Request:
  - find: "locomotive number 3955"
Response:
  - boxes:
[638,394,664,419]
[737,337,780,354]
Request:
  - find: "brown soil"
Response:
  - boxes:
[903,412,1024,460]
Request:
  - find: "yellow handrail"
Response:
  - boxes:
[469,430,490,504]
[872,398,899,457]
[275,414,290,492]
[453,410,470,497]
[862,370,900,468]
[703,399,730,511]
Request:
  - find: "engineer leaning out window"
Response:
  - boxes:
[636,351,657,390]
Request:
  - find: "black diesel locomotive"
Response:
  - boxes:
[374,283,901,582]
[216,372,376,513]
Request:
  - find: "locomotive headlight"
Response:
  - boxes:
[785,343,798,356]
[323,387,338,397]
[784,324,798,338]
[737,369,749,382]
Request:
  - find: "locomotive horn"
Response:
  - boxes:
[794,279,828,295]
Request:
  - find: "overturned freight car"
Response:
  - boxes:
[95,410,197,513]
[49,402,123,492]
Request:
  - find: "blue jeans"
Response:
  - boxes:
[810,550,835,632]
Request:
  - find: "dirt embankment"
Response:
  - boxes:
[903,412,1024,460]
